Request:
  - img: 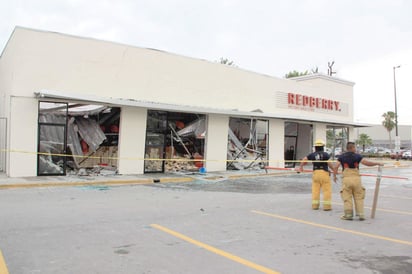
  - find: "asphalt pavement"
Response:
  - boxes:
[0,163,411,273]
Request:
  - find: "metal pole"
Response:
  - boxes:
[393,65,401,157]
[371,165,382,219]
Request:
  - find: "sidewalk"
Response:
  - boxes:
[0,169,281,189]
[0,160,408,189]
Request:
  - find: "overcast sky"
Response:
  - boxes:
[1,0,412,125]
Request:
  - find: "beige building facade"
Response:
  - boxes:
[0,27,360,177]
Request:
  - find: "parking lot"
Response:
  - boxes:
[0,166,411,273]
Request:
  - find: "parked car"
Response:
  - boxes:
[390,150,407,159]
[378,148,391,155]
[401,150,412,160]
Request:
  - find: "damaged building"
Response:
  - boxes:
[38,102,120,175]
[0,27,364,177]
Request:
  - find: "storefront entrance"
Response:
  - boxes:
[284,122,313,167]
[37,101,120,176]
[144,110,206,173]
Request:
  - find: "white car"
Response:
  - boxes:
[402,150,411,160]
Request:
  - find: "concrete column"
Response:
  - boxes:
[9,97,38,177]
[348,127,355,142]
[268,119,284,168]
[204,114,229,172]
[118,107,147,174]
[313,123,327,144]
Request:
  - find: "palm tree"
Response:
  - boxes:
[356,133,372,152]
[382,111,396,149]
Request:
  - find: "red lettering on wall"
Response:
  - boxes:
[334,101,341,111]
[322,99,327,109]
[287,92,343,112]
[310,97,316,107]
[296,94,302,105]
[303,96,309,106]
[288,93,295,104]
[315,98,320,108]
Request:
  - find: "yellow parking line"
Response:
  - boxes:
[151,224,280,274]
[331,202,412,215]
[251,210,412,246]
[0,249,9,274]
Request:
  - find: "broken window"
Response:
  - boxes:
[38,102,68,175]
[227,118,268,170]
[145,110,206,173]
[37,102,120,176]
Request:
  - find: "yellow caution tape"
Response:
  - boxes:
[0,149,385,164]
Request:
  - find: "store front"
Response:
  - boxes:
[144,110,206,173]
[37,101,120,176]
[0,27,362,177]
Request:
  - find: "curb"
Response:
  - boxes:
[0,177,195,189]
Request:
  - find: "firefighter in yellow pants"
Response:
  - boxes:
[340,169,365,219]
[298,139,336,210]
[334,142,383,221]
[312,170,332,210]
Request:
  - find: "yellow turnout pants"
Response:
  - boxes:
[341,169,365,218]
[312,170,332,210]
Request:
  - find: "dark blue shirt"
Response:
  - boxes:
[337,152,363,170]
[307,151,330,172]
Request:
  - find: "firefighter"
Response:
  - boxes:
[334,142,383,221]
[297,139,336,210]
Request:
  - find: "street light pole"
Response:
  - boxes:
[393,65,401,156]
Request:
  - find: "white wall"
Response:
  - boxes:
[8,97,38,176]
[204,114,228,172]
[1,27,358,176]
[5,27,354,126]
[117,107,147,174]
[268,119,284,167]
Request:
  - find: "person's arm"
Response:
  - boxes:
[296,156,308,172]
[361,158,384,167]
[327,160,336,180]
[331,160,341,183]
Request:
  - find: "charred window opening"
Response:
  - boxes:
[145,110,206,173]
[284,122,313,166]
[227,118,268,170]
[284,122,298,168]
[37,102,120,176]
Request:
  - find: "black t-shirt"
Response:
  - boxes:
[307,151,330,172]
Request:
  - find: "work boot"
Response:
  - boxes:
[341,215,353,221]
[323,208,332,211]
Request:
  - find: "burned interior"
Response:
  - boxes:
[227,118,268,170]
[37,102,120,176]
[37,104,269,175]
[144,110,206,173]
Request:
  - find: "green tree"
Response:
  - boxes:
[284,66,320,78]
[326,128,348,157]
[326,129,335,148]
[284,70,309,78]
[356,133,372,152]
[218,58,236,66]
[382,111,396,149]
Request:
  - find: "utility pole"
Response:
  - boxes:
[393,65,401,158]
